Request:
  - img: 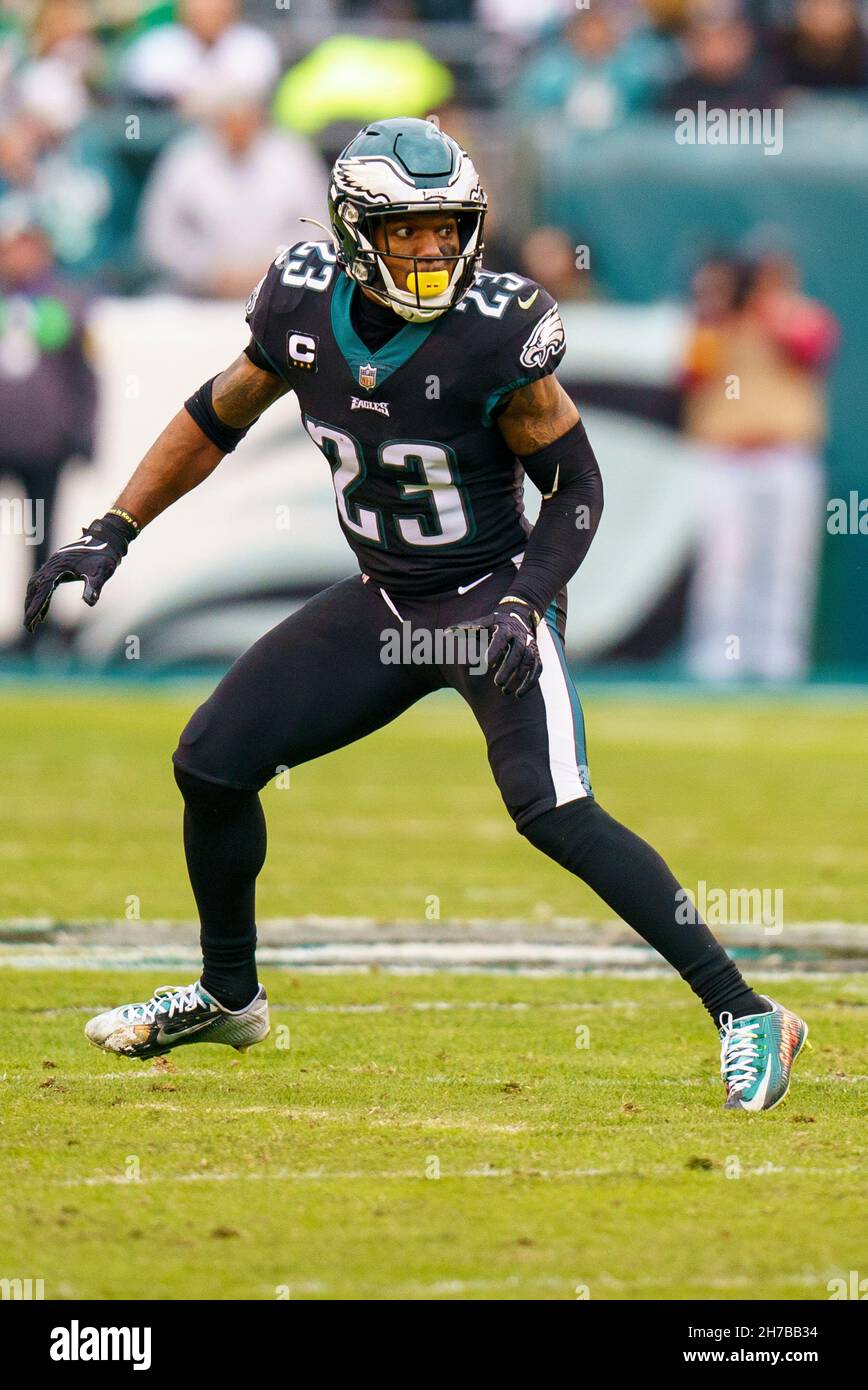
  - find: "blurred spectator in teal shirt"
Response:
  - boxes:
[0,100,134,284]
[0,3,134,286]
[513,7,676,130]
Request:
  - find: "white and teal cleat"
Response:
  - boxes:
[719,996,809,1112]
[84,981,269,1061]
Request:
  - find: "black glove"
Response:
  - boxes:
[23,512,139,633]
[453,596,542,699]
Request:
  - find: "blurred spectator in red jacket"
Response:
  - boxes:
[682,245,838,681]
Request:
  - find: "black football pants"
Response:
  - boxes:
[173,563,763,1024]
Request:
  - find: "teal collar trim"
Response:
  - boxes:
[330,275,437,390]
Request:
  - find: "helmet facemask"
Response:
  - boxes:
[338,203,486,324]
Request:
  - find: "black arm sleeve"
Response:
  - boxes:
[507,419,604,618]
[184,376,257,454]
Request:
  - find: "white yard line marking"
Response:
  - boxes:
[15,997,868,1020]
[3,916,868,929]
[2,958,864,982]
[2,917,867,977]
[51,1160,866,1189]
[0,945,668,967]
[22,999,650,1018]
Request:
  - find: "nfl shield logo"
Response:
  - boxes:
[358,362,378,391]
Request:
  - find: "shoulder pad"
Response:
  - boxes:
[455,271,564,367]
[451,272,566,421]
[246,240,339,329]
[454,269,534,324]
[272,240,339,304]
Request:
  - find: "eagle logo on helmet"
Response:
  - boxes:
[519,304,566,371]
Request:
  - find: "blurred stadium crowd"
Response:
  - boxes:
[1,0,866,290]
[0,0,865,676]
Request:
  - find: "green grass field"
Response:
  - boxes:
[3,971,866,1301]
[2,686,867,922]
[1,687,866,1301]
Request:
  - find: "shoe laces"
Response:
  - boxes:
[121,983,207,1025]
[719,1012,765,1094]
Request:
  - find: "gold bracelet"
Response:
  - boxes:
[107,507,141,532]
[500,596,542,627]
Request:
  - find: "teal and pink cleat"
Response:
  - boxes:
[719,996,809,1112]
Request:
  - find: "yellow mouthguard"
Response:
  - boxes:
[406,270,449,299]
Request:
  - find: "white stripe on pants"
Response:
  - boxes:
[537,619,589,805]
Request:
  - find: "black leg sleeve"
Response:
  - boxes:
[174,765,266,1010]
[521,799,767,1026]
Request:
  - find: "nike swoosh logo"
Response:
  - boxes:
[155,1014,217,1044]
[59,538,108,552]
[457,572,493,594]
[743,1055,773,1111]
[518,289,540,310]
[543,464,560,500]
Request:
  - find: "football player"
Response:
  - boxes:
[25,118,807,1111]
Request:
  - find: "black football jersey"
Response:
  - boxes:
[245,240,567,596]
